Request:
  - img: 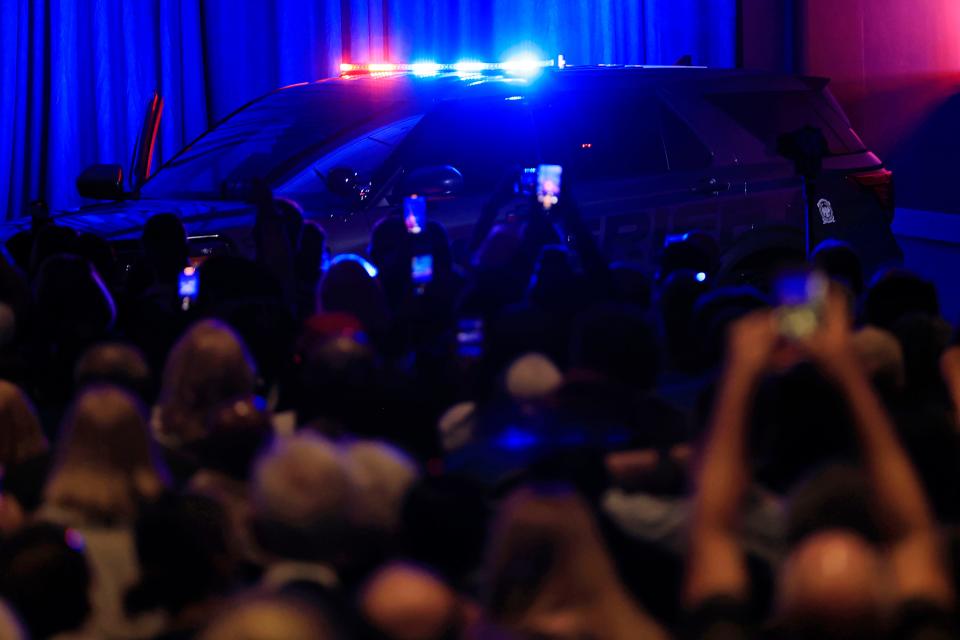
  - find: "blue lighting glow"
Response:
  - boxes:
[453,61,487,74]
[696,271,707,282]
[501,54,544,77]
[330,253,379,278]
[65,528,86,552]
[497,426,540,451]
[411,62,442,77]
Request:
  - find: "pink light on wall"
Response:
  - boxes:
[797,0,960,210]
[801,0,960,141]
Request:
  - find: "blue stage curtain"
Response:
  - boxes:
[0,0,735,217]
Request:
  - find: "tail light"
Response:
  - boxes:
[850,168,894,213]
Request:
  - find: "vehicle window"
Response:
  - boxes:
[277,115,424,207]
[140,84,419,200]
[705,90,866,156]
[533,93,668,178]
[659,105,713,171]
[395,99,538,191]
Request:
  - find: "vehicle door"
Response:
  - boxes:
[529,88,747,268]
[382,96,541,244]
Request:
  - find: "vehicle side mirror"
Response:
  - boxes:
[401,165,464,197]
[77,164,125,200]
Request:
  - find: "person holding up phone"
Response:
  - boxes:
[685,291,955,639]
[404,195,433,294]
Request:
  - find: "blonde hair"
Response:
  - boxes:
[484,486,666,640]
[200,593,333,640]
[158,320,256,444]
[44,385,167,522]
[0,381,47,470]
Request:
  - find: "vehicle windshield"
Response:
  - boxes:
[140,82,418,200]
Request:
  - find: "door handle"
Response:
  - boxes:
[692,177,731,196]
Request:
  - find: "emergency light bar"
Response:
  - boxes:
[340,55,565,77]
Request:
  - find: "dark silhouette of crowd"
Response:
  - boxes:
[0,176,957,639]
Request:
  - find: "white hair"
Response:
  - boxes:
[340,440,419,534]
[252,432,353,532]
[505,352,563,402]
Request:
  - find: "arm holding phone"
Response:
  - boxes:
[686,291,954,613]
[686,310,778,606]
[800,292,954,607]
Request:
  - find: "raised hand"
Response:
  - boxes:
[725,309,780,380]
[794,287,858,382]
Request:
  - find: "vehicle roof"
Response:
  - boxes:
[287,66,824,103]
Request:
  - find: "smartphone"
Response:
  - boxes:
[178,266,199,311]
[456,317,484,358]
[516,167,537,196]
[404,194,427,234]
[775,271,828,340]
[411,254,433,287]
[536,164,563,210]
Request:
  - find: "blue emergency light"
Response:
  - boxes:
[340,54,565,77]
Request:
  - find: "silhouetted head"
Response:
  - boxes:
[659,270,711,371]
[862,269,939,330]
[813,240,864,296]
[850,327,904,395]
[29,225,79,276]
[423,221,454,274]
[527,245,577,310]
[75,342,152,403]
[400,476,490,587]
[472,225,522,271]
[142,213,188,284]
[570,305,659,389]
[6,230,33,273]
[297,330,380,430]
[609,261,652,309]
[33,254,116,349]
[0,523,91,638]
[319,257,389,335]
[657,232,720,283]
[194,396,273,482]
[368,216,410,271]
[126,494,235,617]
[891,312,952,403]
[690,286,770,368]
[296,221,328,276]
[753,364,858,494]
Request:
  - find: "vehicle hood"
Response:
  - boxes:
[1,199,256,242]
